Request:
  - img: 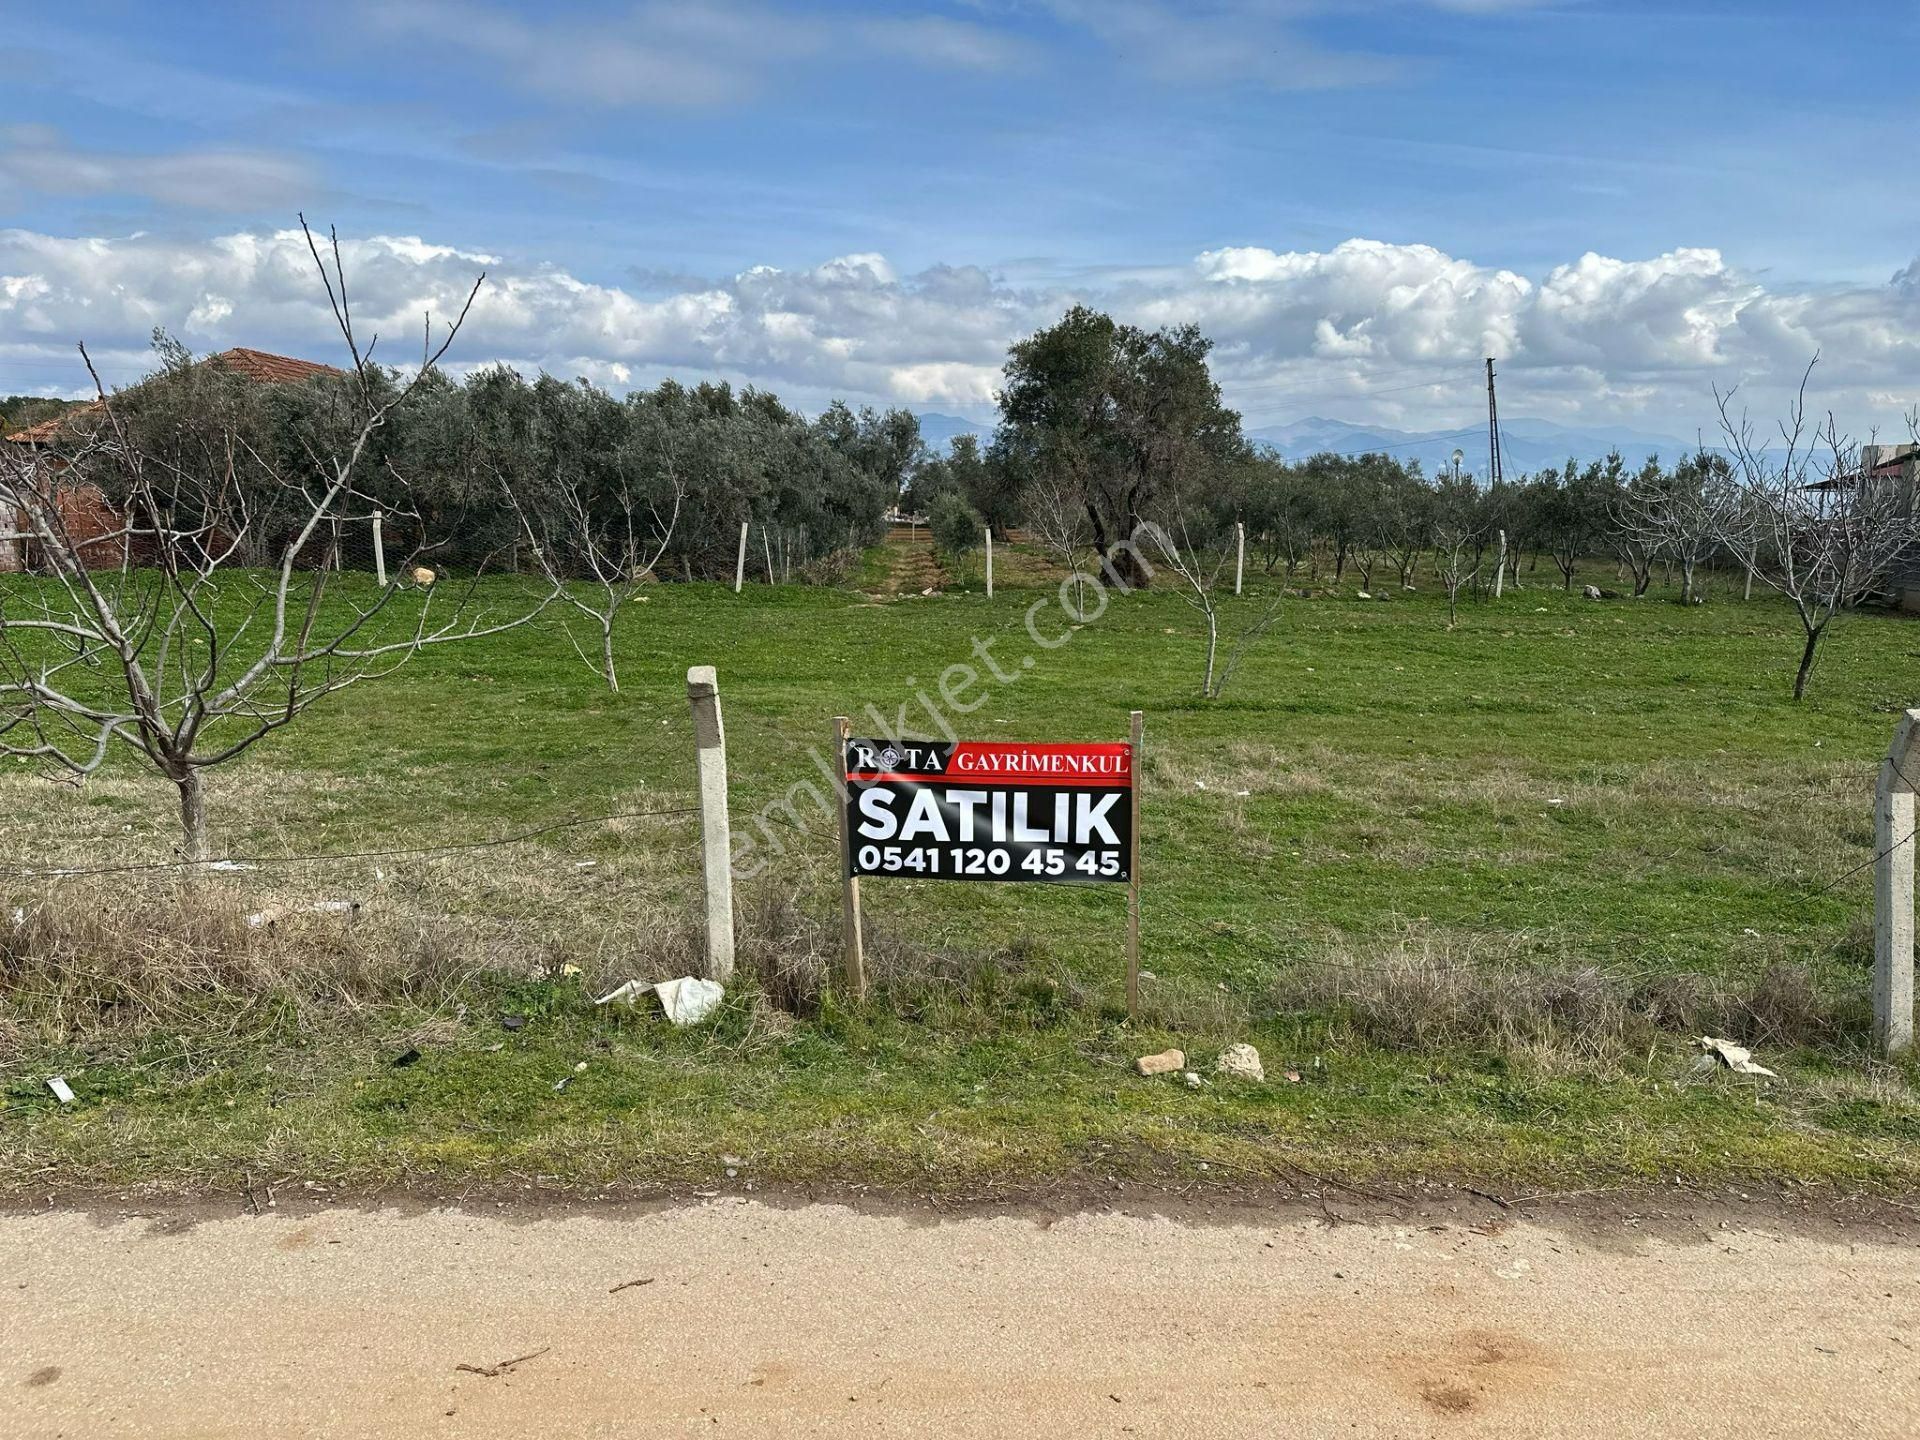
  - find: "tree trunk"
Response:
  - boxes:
[1202,608,1219,698]
[602,623,620,694]
[176,768,208,862]
[1792,626,1822,701]
[1681,560,1695,605]
[1744,564,1754,601]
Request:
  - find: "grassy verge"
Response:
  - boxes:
[4,553,1920,1196]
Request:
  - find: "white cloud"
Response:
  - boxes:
[2,225,1916,436]
[0,126,310,212]
[357,0,1026,110]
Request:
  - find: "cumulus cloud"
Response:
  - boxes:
[2,225,1915,435]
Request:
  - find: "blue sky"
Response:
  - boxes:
[4,1,1917,439]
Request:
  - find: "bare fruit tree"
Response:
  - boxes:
[1612,451,1730,604]
[1429,475,1485,628]
[0,219,558,859]
[1025,471,1095,617]
[1147,510,1285,699]
[537,437,684,693]
[1712,364,1915,700]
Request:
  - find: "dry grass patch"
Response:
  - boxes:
[1270,925,1870,1072]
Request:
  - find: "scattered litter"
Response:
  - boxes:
[46,1076,75,1104]
[1194,780,1207,790]
[1137,969,1157,982]
[205,860,257,873]
[573,1060,588,1073]
[485,1043,504,1053]
[1215,1043,1264,1082]
[9,906,22,929]
[1546,798,1565,807]
[248,900,359,929]
[1183,1071,1204,1089]
[597,975,727,1026]
[1697,1036,1776,1077]
[1356,590,1372,600]
[594,979,649,1007]
[657,977,725,1025]
[501,1014,527,1032]
[574,860,598,870]
[609,1278,655,1294]
[1234,789,1251,797]
[1136,1048,1185,1077]
[552,1074,574,1093]
[558,963,582,978]
[454,1346,549,1379]
[392,1048,421,1068]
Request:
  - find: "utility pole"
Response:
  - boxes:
[1485,357,1504,488]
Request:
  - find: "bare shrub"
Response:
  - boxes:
[735,885,831,1017]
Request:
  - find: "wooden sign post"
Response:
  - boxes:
[1127,710,1143,1017]
[831,715,867,1000]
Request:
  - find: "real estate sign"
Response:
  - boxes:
[840,738,1133,883]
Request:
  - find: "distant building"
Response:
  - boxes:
[1807,442,1920,611]
[1,348,343,573]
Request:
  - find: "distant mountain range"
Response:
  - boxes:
[915,412,988,451]
[916,410,1700,476]
[1243,416,1701,478]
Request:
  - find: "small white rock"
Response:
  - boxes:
[1215,1043,1265,1082]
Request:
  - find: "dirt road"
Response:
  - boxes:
[5,1193,1917,1437]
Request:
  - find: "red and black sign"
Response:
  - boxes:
[841,739,1133,884]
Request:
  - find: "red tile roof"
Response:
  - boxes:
[3,407,98,446]
[4,348,343,444]
[208,347,345,385]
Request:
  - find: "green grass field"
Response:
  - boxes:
[4,546,1920,1198]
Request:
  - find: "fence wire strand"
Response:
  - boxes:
[0,803,699,880]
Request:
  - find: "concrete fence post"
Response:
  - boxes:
[985,528,994,599]
[687,666,735,982]
[1234,521,1244,596]
[371,509,387,588]
[1875,709,1920,1054]
[733,521,749,594]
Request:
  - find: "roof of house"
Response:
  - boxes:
[208,347,344,385]
[4,348,344,445]
[2,411,91,446]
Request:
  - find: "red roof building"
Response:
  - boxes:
[2,347,344,572]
